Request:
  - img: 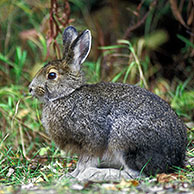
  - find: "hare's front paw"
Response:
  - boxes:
[76,167,139,182]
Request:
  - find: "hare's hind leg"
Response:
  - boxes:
[111,151,140,179]
[76,151,140,182]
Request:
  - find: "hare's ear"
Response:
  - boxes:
[69,29,91,73]
[63,26,78,58]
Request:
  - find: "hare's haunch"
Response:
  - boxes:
[29,26,187,182]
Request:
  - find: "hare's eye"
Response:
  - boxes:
[48,72,57,80]
[47,68,58,80]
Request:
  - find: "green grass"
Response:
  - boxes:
[170,80,194,120]
[0,47,26,84]
[99,40,148,88]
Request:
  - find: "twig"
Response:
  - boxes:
[124,0,157,39]
[124,12,150,39]
[46,0,71,60]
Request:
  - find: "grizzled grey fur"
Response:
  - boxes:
[29,26,187,181]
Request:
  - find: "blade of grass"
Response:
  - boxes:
[99,45,126,50]
[123,61,135,83]
[118,39,148,88]
[0,53,15,67]
[177,34,194,49]
[112,69,126,83]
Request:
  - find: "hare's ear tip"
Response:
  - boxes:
[65,25,76,30]
[84,29,91,34]
[83,29,92,40]
[63,26,77,33]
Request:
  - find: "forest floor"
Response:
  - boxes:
[0,151,194,194]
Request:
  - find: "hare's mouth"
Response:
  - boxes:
[34,87,45,97]
[29,86,48,102]
[28,86,45,99]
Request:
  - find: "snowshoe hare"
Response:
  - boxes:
[29,26,187,181]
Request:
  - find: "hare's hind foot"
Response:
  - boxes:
[69,155,99,178]
[59,155,99,181]
[76,167,140,182]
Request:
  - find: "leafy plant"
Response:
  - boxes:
[83,58,101,83]
[170,79,194,120]
[100,40,148,88]
[0,47,27,84]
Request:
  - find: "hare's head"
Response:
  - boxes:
[29,26,91,102]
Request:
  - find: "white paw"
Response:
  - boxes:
[76,167,139,182]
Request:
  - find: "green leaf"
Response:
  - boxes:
[123,61,135,83]
[99,45,126,50]
[0,53,15,67]
[39,34,47,58]
[112,69,125,83]
[177,34,194,49]
[39,147,50,156]
[14,1,32,15]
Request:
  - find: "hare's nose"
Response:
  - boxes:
[28,82,34,93]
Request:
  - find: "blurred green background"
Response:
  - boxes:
[0,0,193,185]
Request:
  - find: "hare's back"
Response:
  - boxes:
[80,82,186,140]
[84,82,170,116]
